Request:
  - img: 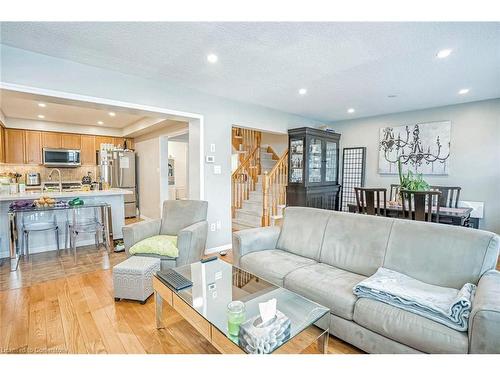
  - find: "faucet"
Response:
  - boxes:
[48,168,62,192]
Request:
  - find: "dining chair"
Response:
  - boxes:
[354,187,387,216]
[389,184,400,201]
[430,186,461,208]
[400,189,442,223]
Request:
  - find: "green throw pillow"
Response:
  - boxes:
[129,235,179,257]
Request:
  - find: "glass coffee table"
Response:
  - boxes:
[152,258,330,354]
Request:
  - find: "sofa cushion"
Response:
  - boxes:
[239,249,316,287]
[353,298,468,353]
[276,207,331,261]
[384,219,499,289]
[319,211,394,276]
[284,263,365,320]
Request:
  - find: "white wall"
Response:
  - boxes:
[0,45,323,249]
[334,99,500,234]
[168,140,188,199]
[134,121,188,219]
[261,131,288,156]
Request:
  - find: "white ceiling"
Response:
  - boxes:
[0,90,145,128]
[1,22,499,122]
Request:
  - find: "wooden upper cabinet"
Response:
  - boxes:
[0,126,5,163]
[24,130,42,164]
[42,132,62,149]
[61,133,81,149]
[5,129,25,164]
[95,136,114,151]
[125,138,134,150]
[80,135,96,165]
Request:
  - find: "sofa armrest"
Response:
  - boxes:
[122,218,162,255]
[175,221,208,266]
[469,270,500,353]
[232,226,281,266]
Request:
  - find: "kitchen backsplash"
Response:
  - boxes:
[0,164,98,183]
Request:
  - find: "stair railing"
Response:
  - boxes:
[231,146,260,218]
[262,149,288,226]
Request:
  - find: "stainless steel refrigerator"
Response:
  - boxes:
[99,149,137,218]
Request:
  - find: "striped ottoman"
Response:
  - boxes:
[113,256,161,303]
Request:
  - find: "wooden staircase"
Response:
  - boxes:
[232,127,288,230]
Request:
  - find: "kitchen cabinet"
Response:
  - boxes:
[81,135,96,165]
[5,129,25,164]
[0,126,5,163]
[61,133,81,149]
[42,132,62,149]
[125,138,134,150]
[95,136,114,151]
[24,130,42,164]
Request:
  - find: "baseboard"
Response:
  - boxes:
[205,243,232,254]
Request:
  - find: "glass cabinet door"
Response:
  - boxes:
[308,138,323,183]
[325,141,337,182]
[289,138,304,183]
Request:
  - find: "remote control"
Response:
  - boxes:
[201,256,218,263]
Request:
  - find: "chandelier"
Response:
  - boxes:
[379,124,450,166]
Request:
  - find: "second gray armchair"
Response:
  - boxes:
[123,200,208,270]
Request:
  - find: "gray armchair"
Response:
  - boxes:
[123,200,208,270]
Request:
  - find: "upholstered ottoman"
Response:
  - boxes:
[113,256,161,303]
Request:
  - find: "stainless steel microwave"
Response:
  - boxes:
[43,148,81,167]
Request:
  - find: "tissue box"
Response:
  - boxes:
[238,310,291,354]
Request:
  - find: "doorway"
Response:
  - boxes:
[231,125,288,232]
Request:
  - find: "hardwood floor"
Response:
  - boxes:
[0,267,361,354]
[0,246,127,291]
[0,247,361,354]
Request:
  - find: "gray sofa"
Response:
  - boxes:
[123,200,208,270]
[233,207,500,354]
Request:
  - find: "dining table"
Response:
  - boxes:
[347,203,473,227]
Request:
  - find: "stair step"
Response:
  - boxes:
[242,200,263,213]
[235,210,262,226]
[232,220,256,231]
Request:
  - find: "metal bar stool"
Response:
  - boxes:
[21,211,60,257]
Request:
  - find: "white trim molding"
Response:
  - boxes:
[205,243,232,255]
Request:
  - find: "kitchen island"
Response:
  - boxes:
[0,188,132,259]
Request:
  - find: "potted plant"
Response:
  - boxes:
[395,159,430,204]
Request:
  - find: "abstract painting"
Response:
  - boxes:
[378,120,451,175]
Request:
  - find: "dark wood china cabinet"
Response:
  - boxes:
[287,127,342,211]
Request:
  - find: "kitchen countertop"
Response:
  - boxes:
[0,188,133,202]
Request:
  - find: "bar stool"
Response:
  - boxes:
[66,207,108,262]
[21,211,60,257]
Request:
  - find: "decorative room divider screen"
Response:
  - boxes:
[340,147,366,211]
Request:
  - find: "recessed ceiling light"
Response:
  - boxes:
[458,88,470,95]
[207,53,218,63]
[347,108,355,114]
[37,114,45,119]
[437,49,452,59]
[108,112,116,117]
[38,103,46,108]
[97,121,104,125]
[298,88,307,95]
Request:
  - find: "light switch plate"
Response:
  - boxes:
[214,165,222,174]
[210,143,216,152]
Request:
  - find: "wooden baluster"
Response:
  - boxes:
[262,173,269,226]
